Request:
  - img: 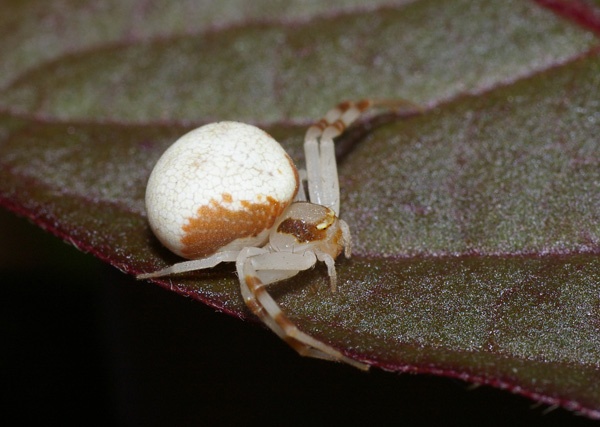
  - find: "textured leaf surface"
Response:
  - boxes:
[1,0,599,418]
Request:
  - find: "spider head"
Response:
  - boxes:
[271,202,347,259]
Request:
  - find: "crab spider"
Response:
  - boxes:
[138,100,403,371]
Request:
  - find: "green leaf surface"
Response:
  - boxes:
[1,0,599,418]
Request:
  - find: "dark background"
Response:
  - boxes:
[1,210,596,426]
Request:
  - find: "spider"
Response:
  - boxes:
[138,100,395,371]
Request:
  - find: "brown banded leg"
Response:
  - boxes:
[303,100,373,215]
[236,247,369,371]
[303,98,422,213]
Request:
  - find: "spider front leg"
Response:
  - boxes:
[303,98,423,213]
[236,247,369,371]
[304,100,374,214]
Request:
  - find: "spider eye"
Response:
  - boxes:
[315,208,336,230]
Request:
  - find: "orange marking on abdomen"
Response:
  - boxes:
[180,196,289,258]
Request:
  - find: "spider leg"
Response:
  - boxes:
[304,98,423,214]
[337,218,352,259]
[313,250,338,293]
[312,219,351,293]
[304,100,373,215]
[236,247,369,371]
[295,169,308,202]
[137,250,239,279]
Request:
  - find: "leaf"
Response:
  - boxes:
[1,0,599,418]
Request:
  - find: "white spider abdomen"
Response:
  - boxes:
[145,122,299,259]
